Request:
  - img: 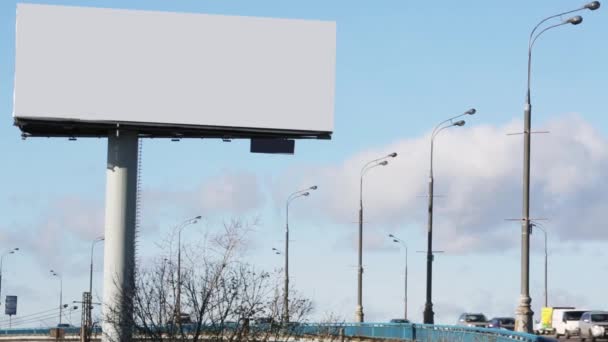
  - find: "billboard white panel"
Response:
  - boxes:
[13,4,335,138]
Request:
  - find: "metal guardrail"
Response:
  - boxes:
[0,323,556,342]
[296,323,557,342]
[0,327,98,336]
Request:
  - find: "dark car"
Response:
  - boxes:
[487,317,515,330]
[390,318,411,324]
[457,313,488,328]
[255,317,274,325]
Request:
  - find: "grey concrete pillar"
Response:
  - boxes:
[101,131,138,342]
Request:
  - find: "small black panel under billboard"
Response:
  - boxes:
[250,139,295,154]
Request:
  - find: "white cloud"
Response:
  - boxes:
[281,114,608,253]
[3,170,265,271]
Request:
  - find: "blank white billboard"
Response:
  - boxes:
[13,4,335,138]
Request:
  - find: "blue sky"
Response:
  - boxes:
[1,0,607,328]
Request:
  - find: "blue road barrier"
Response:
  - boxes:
[0,323,555,342]
[297,323,556,342]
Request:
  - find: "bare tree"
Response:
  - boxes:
[104,219,313,341]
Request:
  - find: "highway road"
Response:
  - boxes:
[545,335,608,342]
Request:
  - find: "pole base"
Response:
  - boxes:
[355,306,364,323]
[423,302,434,324]
[514,295,534,333]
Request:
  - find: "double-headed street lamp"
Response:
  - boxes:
[356,152,397,322]
[388,234,408,320]
[175,215,202,325]
[50,270,63,325]
[516,2,599,332]
[423,108,476,324]
[284,186,317,323]
[0,248,19,306]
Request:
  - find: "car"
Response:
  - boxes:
[389,318,411,324]
[487,317,515,330]
[56,323,71,328]
[555,310,587,338]
[579,311,608,342]
[457,313,488,328]
[255,317,274,324]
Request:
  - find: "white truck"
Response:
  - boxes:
[538,307,588,338]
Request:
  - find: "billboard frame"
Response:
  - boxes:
[14,118,331,140]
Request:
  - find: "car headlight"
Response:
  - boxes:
[592,325,605,335]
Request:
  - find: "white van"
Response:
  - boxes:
[554,309,587,338]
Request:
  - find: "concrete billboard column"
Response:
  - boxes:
[102,131,138,342]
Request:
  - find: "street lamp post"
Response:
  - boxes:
[388,234,408,320]
[175,215,202,326]
[424,108,476,324]
[87,237,104,340]
[356,152,397,322]
[0,248,19,306]
[284,186,317,323]
[516,2,599,332]
[531,223,548,308]
[50,270,63,325]
[89,237,105,300]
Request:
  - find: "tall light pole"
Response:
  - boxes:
[388,234,408,320]
[284,186,317,323]
[356,152,397,322]
[424,108,476,324]
[88,237,104,340]
[175,215,202,326]
[516,2,599,332]
[0,248,19,306]
[531,223,548,308]
[50,270,63,325]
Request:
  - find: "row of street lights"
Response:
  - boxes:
[0,244,105,328]
[46,236,105,327]
[352,1,600,330]
[269,1,599,327]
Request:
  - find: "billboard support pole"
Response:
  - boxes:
[102,131,138,342]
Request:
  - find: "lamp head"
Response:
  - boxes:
[310,185,318,190]
[453,120,466,127]
[303,192,310,196]
[585,1,601,10]
[388,234,394,238]
[393,239,399,243]
[195,215,202,220]
[379,160,389,166]
[388,152,398,158]
[9,251,14,254]
[567,16,583,25]
[465,108,476,115]
[14,248,19,251]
